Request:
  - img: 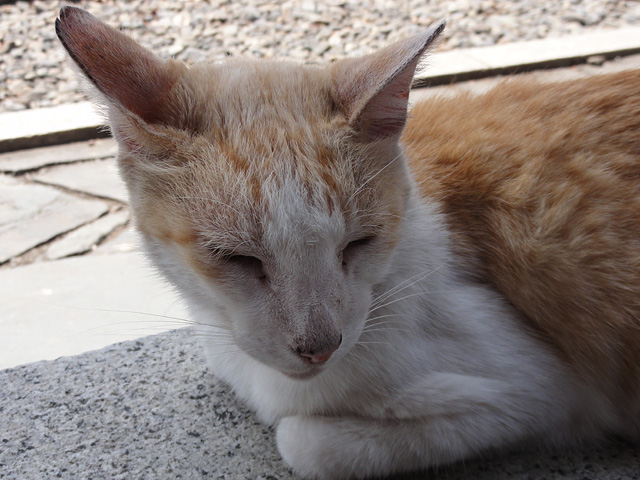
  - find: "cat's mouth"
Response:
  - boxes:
[282,363,327,381]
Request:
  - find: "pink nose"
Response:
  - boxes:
[299,351,335,364]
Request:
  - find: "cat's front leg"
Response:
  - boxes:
[276,415,416,480]
[276,384,569,480]
[277,414,487,479]
[276,414,469,480]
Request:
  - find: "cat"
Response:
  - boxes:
[56,6,640,479]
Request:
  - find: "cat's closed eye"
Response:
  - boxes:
[225,254,269,282]
[341,236,375,269]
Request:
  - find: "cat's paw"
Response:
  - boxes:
[276,416,350,480]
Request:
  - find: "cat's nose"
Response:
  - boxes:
[298,350,335,364]
[294,335,342,364]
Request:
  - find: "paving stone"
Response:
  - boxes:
[0,137,117,173]
[0,252,187,369]
[46,209,130,260]
[95,224,141,255]
[33,157,129,203]
[0,176,109,263]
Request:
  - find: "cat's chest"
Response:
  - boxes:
[203,340,404,424]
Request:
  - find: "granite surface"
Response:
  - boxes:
[0,329,290,480]
[1,328,638,480]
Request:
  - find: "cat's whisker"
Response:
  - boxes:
[369,290,438,314]
[372,268,438,305]
[364,313,410,323]
[362,317,413,332]
[161,297,185,317]
[346,152,404,206]
[198,349,246,358]
[40,303,237,339]
[189,334,235,342]
[363,318,412,329]
[87,319,191,330]
[360,326,412,336]
[188,328,234,337]
[371,266,443,308]
[41,304,197,325]
[344,346,370,363]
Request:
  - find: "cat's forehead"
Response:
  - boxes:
[170,59,353,211]
[180,59,335,129]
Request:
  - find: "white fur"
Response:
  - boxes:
[141,181,612,479]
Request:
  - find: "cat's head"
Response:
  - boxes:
[56,7,444,379]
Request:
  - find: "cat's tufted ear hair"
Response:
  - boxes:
[55,6,186,126]
[331,21,445,141]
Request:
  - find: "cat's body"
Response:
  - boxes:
[56,7,640,479]
[405,72,640,425]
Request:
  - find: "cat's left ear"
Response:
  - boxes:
[331,21,445,141]
[55,6,186,126]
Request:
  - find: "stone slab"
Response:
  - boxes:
[0,101,107,153]
[95,225,141,255]
[0,252,187,370]
[410,52,640,104]
[46,209,130,260]
[0,176,109,263]
[33,157,129,204]
[0,328,638,480]
[472,26,640,70]
[0,138,117,174]
[416,26,640,85]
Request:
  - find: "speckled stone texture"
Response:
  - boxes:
[0,329,292,480]
[1,328,638,479]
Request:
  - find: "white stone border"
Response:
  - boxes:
[416,26,640,86]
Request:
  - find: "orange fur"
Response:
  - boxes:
[403,70,640,411]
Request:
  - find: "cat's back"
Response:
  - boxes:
[402,69,640,424]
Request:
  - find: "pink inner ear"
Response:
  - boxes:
[356,62,418,139]
[56,6,184,124]
[332,21,445,141]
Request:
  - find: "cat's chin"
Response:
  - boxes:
[282,367,324,381]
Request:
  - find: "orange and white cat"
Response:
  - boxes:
[56,7,640,479]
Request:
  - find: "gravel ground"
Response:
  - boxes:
[1,0,640,113]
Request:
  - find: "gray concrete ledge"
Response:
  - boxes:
[1,27,640,153]
[1,328,638,480]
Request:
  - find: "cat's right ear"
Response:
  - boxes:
[331,21,445,142]
[55,6,186,126]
